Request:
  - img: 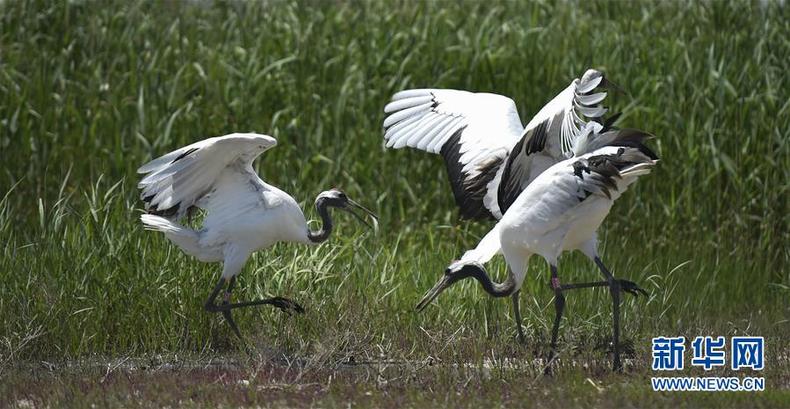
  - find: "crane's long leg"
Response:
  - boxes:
[204,278,226,311]
[594,256,623,372]
[204,277,305,340]
[206,286,305,315]
[204,277,243,340]
[512,290,526,344]
[546,264,565,374]
[222,276,243,340]
[212,297,305,313]
[559,279,647,297]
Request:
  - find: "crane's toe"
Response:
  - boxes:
[618,280,648,297]
[269,297,306,315]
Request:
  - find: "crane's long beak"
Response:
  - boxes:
[415,275,452,312]
[344,198,379,231]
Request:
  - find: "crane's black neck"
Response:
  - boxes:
[459,263,518,298]
[307,198,333,243]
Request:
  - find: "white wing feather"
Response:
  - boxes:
[494,69,614,216]
[521,69,609,160]
[137,133,277,221]
[382,69,614,221]
[383,89,524,219]
[384,89,523,169]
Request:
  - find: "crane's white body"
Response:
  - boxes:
[384,69,661,289]
[397,70,657,372]
[138,133,316,279]
[461,145,656,290]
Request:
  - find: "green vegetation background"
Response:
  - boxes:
[0,0,787,382]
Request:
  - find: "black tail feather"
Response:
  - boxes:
[574,147,655,200]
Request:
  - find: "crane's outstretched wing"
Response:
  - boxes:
[383,89,524,220]
[383,69,615,220]
[137,133,277,221]
[496,69,613,215]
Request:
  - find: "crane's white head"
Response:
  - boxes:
[316,188,378,230]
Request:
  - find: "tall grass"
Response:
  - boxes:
[0,0,788,361]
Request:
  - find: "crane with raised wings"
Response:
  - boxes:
[138,133,377,339]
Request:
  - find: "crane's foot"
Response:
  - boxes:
[558,279,648,297]
[203,278,305,346]
[206,297,305,315]
[266,297,305,315]
[618,280,648,297]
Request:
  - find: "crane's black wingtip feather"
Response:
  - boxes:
[604,128,659,160]
[524,120,549,155]
[171,147,199,164]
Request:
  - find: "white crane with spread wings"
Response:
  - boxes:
[416,122,657,372]
[384,70,657,372]
[138,133,377,339]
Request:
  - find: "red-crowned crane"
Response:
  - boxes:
[383,69,655,371]
[138,133,377,339]
[415,122,657,372]
[382,69,622,340]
